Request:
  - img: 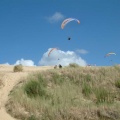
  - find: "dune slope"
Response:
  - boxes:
[0,65,53,120]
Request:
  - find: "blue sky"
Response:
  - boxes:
[0,0,120,66]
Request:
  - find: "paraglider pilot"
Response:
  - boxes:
[68,37,71,40]
[59,64,62,68]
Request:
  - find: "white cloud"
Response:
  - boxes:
[14,58,35,66]
[46,12,65,23]
[76,49,88,54]
[3,63,10,65]
[39,48,87,66]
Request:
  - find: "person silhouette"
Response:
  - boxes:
[59,64,62,68]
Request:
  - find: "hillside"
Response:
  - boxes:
[0,65,53,120]
[0,65,120,120]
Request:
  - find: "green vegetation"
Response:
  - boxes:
[6,66,120,120]
[13,64,23,72]
[94,87,114,104]
[115,79,120,88]
[69,63,80,68]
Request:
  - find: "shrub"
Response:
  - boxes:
[36,74,47,87]
[13,64,23,72]
[94,87,114,104]
[84,74,92,82]
[115,80,120,88]
[28,115,38,120]
[51,72,65,85]
[82,82,92,97]
[24,80,47,98]
[69,63,79,68]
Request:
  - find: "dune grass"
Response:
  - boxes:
[6,65,120,120]
[13,64,23,72]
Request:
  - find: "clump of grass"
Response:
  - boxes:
[115,79,120,88]
[13,64,23,72]
[24,80,47,98]
[84,74,92,82]
[36,74,47,87]
[28,115,38,120]
[82,82,92,97]
[24,74,48,98]
[94,87,114,104]
[69,63,79,68]
[50,72,65,85]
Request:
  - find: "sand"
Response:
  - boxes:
[0,65,53,120]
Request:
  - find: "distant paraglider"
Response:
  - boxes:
[104,52,116,65]
[61,18,80,29]
[61,18,80,41]
[48,48,58,57]
[104,52,116,57]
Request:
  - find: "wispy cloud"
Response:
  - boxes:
[46,12,65,23]
[14,58,35,66]
[39,48,87,66]
[76,49,88,54]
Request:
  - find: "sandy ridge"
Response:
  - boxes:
[0,65,53,120]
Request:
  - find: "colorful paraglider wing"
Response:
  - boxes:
[61,18,80,29]
[105,52,116,57]
[48,48,58,57]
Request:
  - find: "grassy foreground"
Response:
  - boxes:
[6,65,120,120]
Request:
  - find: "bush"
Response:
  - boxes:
[24,80,47,98]
[115,80,120,88]
[13,64,23,72]
[24,74,48,97]
[51,72,65,85]
[84,74,92,82]
[28,115,38,120]
[82,82,92,97]
[94,87,114,104]
[69,63,79,68]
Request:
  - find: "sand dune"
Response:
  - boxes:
[0,65,53,120]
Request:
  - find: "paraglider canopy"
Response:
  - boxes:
[104,52,116,57]
[48,48,58,57]
[61,18,80,29]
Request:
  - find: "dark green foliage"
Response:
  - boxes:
[84,74,92,82]
[115,79,120,88]
[24,80,47,98]
[28,115,38,120]
[13,64,23,72]
[69,63,79,68]
[24,74,50,98]
[51,72,65,85]
[95,87,114,104]
[82,82,92,97]
[36,74,47,87]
